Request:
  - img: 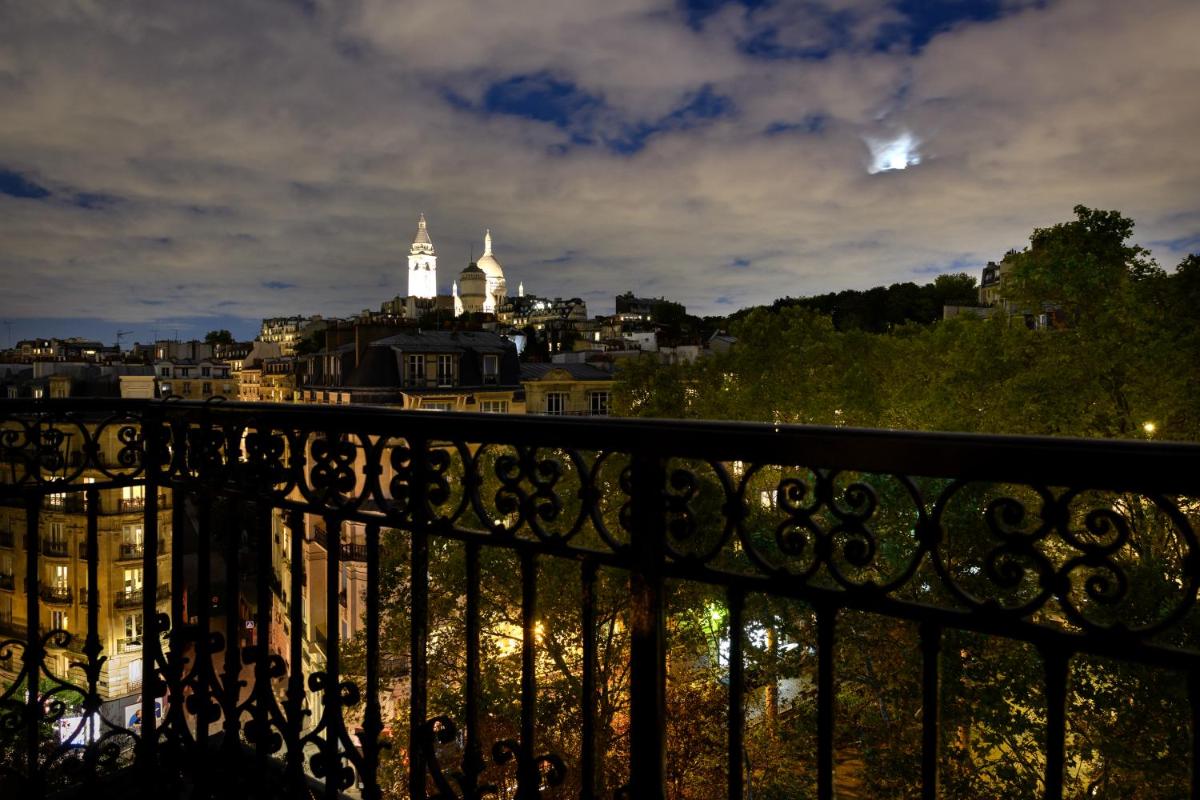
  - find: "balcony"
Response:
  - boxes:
[312,526,368,562]
[43,494,85,513]
[0,398,1197,799]
[39,585,72,604]
[40,538,70,558]
[117,494,167,513]
[117,541,144,560]
[113,585,169,609]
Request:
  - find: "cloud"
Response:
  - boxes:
[0,0,1198,337]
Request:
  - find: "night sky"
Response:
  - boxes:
[1,0,1198,345]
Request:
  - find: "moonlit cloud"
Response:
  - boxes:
[0,0,1198,342]
[866,131,922,173]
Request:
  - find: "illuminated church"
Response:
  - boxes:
[403,213,522,317]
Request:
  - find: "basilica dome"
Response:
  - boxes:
[476,229,505,281]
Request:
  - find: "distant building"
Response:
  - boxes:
[259,316,328,356]
[614,292,686,324]
[299,328,522,412]
[151,360,235,400]
[521,363,614,416]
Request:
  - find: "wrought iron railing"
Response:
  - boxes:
[39,585,72,604]
[0,398,1197,800]
[40,537,69,558]
[117,541,145,560]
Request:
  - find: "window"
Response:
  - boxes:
[129,658,142,689]
[47,482,66,508]
[423,400,453,411]
[590,391,611,416]
[483,355,499,384]
[52,610,68,631]
[32,386,44,399]
[407,354,425,387]
[436,355,454,386]
[545,392,566,416]
[125,613,143,642]
[123,568,143,597]
[48,522,66,544]
[201,366,211,377]
[179,367,191,377]
[160,382,172,396]
[160,367,170,377]
[121,524,144,558]
[181,382,191,395]
[480,400,508,413]
[120,485,145,512]
[52,564,69,589]
[202,382,212,395]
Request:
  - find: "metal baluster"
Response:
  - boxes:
[81,486,101,790]
[24,494,42,798]
[920,621,942,800]
[1189,671,1200,800]
[408,438,430,800]
[628,452,666,800]
[166,483,188,744]
[517,550,539,800]
[361,522,383,800]
[284,509,306,793]
[1041,647,1069,800]
[195,489,213,762]
[462,540,484,794]
[252,501,272,784]
[816,605,836,800]
[220,486,242,764]
[140,436,160,770]
[323,513,341,800]
[580,558,598,800]
[727,587,744,800]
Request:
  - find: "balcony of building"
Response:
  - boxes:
[0,398,1197,800]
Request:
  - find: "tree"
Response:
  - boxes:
[204,329,234,345]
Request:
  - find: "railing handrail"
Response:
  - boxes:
[2,398,1194,495]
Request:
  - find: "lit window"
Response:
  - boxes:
[480,400,508,413]
[545,393,566,416]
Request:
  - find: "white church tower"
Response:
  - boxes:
[408,212,437,298]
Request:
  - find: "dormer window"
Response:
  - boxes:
[483,355,498,385]
[436,355,454,387]
[406,355,425,387]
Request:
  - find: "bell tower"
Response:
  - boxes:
[408,212,437,298]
